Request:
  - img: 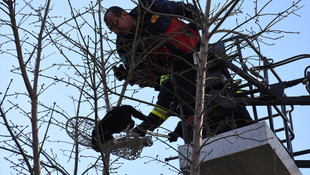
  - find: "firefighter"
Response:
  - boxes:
[104,0,201,140]
[105,1,253,142]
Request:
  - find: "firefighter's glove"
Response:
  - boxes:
[133,123,148,137]
[168,121,183,142]
[168,132,180,142]
[306,71,310,94]
[133,114,165,136]
[133,120,160,137]
[113,64,127,81]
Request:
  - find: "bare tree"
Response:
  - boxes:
[0,0,113,174]
[0,0,54,174]
[0,0,306,175]
[191,0,304,174]
[1,0,172,174]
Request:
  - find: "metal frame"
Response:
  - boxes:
[211,36,310,168]
[172,36,310,168]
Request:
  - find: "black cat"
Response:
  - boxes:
[92,105,147,152]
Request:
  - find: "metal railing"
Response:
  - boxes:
[166,36,310,168]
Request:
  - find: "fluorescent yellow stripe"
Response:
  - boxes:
[160,75,170,86]
[151,106,168,120]
[233,80,244,94]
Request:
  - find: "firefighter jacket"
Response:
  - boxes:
[116,0,201,89]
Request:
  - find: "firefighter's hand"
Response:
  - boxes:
[133,124,147,137]
[168,132,180,142]
[133,121,155,137]
[113,64,127,81]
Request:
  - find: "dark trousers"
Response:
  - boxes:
[156,79,175,110]
[171,64,254,140]
[173,67,197,117]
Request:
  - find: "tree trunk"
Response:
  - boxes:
[31,98,41,175]
[191,0,211,174]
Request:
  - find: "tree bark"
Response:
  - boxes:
[5,0,52,174]
[191,0,211,175]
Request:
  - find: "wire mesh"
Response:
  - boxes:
[111,133,153,160]
[65,116,95,147]
[66,117,153,160]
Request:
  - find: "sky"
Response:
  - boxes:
[1,0,310,175]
